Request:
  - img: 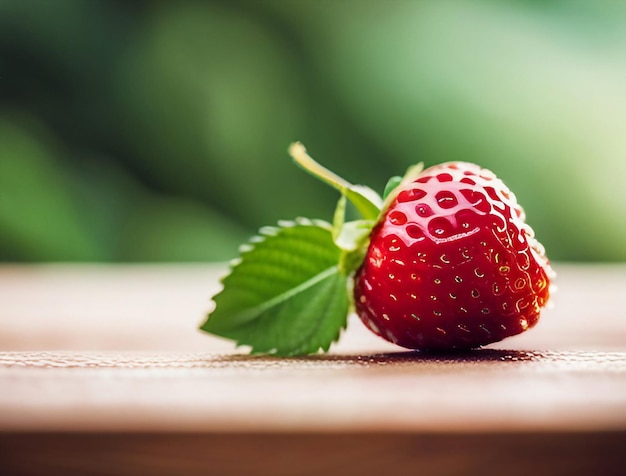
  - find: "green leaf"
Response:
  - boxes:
[200,219,350,355]
[335,220,373,253]
[332,194,348,241]
[382,176,403,200]
[381,162,424,212]
[344,184,383,221]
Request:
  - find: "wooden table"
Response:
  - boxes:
[1,264,625,475]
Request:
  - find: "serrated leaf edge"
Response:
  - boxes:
[235,218,332,255]
[204,218,337,331]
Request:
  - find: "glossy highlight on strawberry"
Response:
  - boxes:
[354,162,553,351]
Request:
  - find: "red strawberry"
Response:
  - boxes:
[353,161,553,351]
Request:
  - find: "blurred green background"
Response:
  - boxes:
[1,0,625,262]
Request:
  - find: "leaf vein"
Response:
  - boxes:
[214,265,339,329]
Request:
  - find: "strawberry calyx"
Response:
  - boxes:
[289,142,384,275]
[289,144,426,278]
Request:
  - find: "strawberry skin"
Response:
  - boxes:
[353,162,553,351]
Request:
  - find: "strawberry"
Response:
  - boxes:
[201,144,553,355]
[353,162,553,350]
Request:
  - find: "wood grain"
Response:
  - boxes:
[1,350,625,433]
[0,264,625,475]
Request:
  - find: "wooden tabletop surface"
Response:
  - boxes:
[1,263,625,475]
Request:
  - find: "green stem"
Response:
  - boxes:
[289,142,353,194]
[289,142,383,221]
